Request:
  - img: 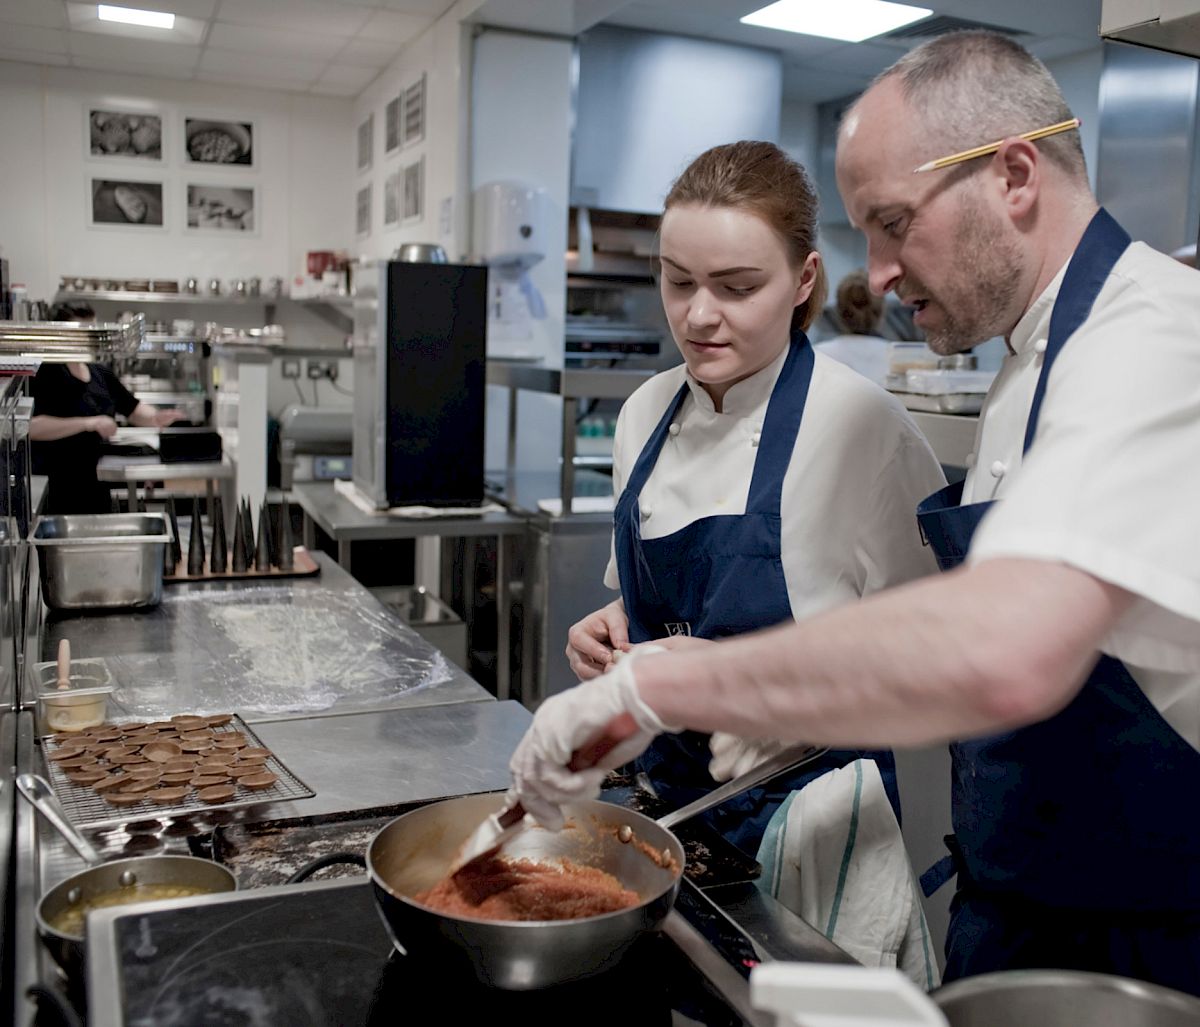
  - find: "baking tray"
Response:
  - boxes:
[38,714,315,831]
[165,545,321,583]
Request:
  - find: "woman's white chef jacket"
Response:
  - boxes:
[603,344,947,620]
[964,241,1200,747]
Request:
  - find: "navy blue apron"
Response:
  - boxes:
[916,209,1200,997]
[616,332,900,854]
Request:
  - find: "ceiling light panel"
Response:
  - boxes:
[67,2,205,43]
[97,5,175,29]
[741,0,932,43]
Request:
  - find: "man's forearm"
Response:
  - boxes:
[636,558,1133,747]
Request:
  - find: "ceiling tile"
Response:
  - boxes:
[145,0,219,16]
[213,0,372,37]
[207,21,348,61]
[66,3,207,44]
[199,46,327,82]
[0,23,69,54]
[377,0,458,15]
[333,36,401,66]
[0,47,68,65]
[798,40,903,77]
[68,30,201,67]
[0,0,67,28]
[360,8,431,42]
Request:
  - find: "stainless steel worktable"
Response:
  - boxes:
[37,551,493,722]
[294,480,529,699]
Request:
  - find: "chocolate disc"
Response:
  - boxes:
[238,748,272,761]
[162,759,199,773]
[92,774,129,793]
[107,753,148,766]
[197,784,236,803]
[170,716,208,731]
[146,721,176,732]
[48,748,87,762]
[120,778,160,794]
[142,741,184,763]
[191,774,229,788]
[159,771,195,785]
[205,714,234,727]
[115,722,148,733]
[104,791,144,806]
[125,766,165,781]
[66,768,107,785]
[149,786,191,804]
[239,772,278,790]
[227,764,265,778]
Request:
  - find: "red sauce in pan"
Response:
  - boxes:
[415,856,640,922]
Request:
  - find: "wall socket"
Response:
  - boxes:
[306,360,337,380]
[281,359,301,380]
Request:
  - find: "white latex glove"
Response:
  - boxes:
[508,645,678,830]
[708,731,787,782]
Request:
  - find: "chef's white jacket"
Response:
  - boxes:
[603,345,946,620]
[964,241,1200,747]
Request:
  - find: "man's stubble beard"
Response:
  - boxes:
[921,194,1023,355]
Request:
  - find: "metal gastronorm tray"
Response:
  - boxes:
[39,714,315,831]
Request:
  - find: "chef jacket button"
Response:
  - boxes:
[641,506,651,519]
[751,432,761,447]
[965,452,976,469]
[1033,338,1048,355]
[989,460,1007,479]
[668,423,680,437]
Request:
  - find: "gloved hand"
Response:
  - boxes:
[708,731,787,782]
[508,646,678,830]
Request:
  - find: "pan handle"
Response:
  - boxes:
[287,852,366,884]
[16,774,102,865]
[655,744,828,832]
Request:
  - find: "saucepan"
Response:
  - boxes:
[17,774,237,979]
[363,744,826,990]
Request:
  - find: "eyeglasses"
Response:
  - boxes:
[913,118,1081,174]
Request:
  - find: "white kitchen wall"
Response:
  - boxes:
[0,59,354,302]
[351,0,481,262]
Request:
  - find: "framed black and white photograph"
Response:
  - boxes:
[87,107,163,162]
[186,183,256,233]
[88,178,165,229]
[357,113,373,172]
[356,184,372,238]
[385,96,401,155]
[402,157,423,222]
[184,117,254,167]
[402,74,425,148]
[383,170,401,227]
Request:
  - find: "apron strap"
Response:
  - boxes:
[1023,207,1131,454]
[746,333,815,516]
[920,834,966,897]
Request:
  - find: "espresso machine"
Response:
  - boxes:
[352,259,487,508]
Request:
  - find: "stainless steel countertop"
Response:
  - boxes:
[38,552,493,722]
[293,481,528,541]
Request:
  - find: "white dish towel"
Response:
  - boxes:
[756,757,941,990]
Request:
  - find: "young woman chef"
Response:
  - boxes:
[564,141,946,851]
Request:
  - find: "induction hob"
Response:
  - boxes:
[87,877,772,1026]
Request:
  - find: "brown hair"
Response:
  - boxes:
[836,270,882,335]
[663,140,828,332]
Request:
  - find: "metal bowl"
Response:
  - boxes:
[392,243,447,264]
[934,969,1200,1026]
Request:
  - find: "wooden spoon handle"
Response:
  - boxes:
[55,639,71,690]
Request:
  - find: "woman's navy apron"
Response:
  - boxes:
[616,331,900,854]
[916,208,1200,997]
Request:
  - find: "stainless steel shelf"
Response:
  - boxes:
[55,289,270,305]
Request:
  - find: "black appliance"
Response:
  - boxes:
[352,261,487,508]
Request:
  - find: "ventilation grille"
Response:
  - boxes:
[882,15,1031,41]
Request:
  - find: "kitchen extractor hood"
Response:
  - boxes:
[1102,0,1200,59]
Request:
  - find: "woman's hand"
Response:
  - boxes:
[565,599,630,681]
[152,408,187,427]
[88,415,118,439]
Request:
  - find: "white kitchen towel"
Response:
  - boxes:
[756,758,940,990]
[333,477,504,518]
